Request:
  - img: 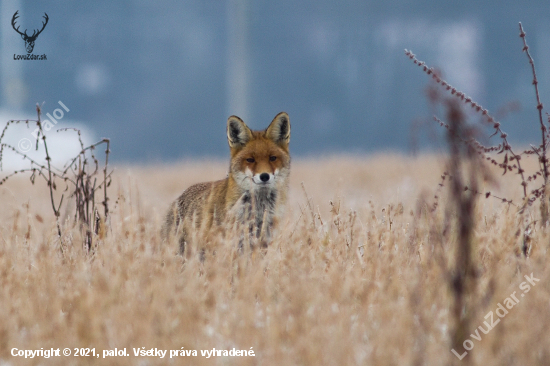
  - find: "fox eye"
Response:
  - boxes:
[269,156,277,162]
[246,157,255,163]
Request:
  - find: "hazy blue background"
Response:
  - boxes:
[2,0,550,162]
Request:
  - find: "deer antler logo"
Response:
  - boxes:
[11,10,49,54]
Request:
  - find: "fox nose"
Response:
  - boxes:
[260,173,270,182]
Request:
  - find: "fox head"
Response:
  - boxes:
[227,112,290,191]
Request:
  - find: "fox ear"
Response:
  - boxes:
[227,115,253,149]
[266,112,290,147]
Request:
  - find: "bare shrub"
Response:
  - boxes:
[405,22,550,364]
[405,22,550,221]
[0,104,112,252]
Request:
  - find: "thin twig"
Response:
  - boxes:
[519,23,549,222]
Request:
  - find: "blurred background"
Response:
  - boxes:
[1,0,550,164]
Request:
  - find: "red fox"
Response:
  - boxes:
[162,112,291,254]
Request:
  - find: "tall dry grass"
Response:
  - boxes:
[0,154,548,365]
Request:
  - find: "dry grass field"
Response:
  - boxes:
[0,153,549,365]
